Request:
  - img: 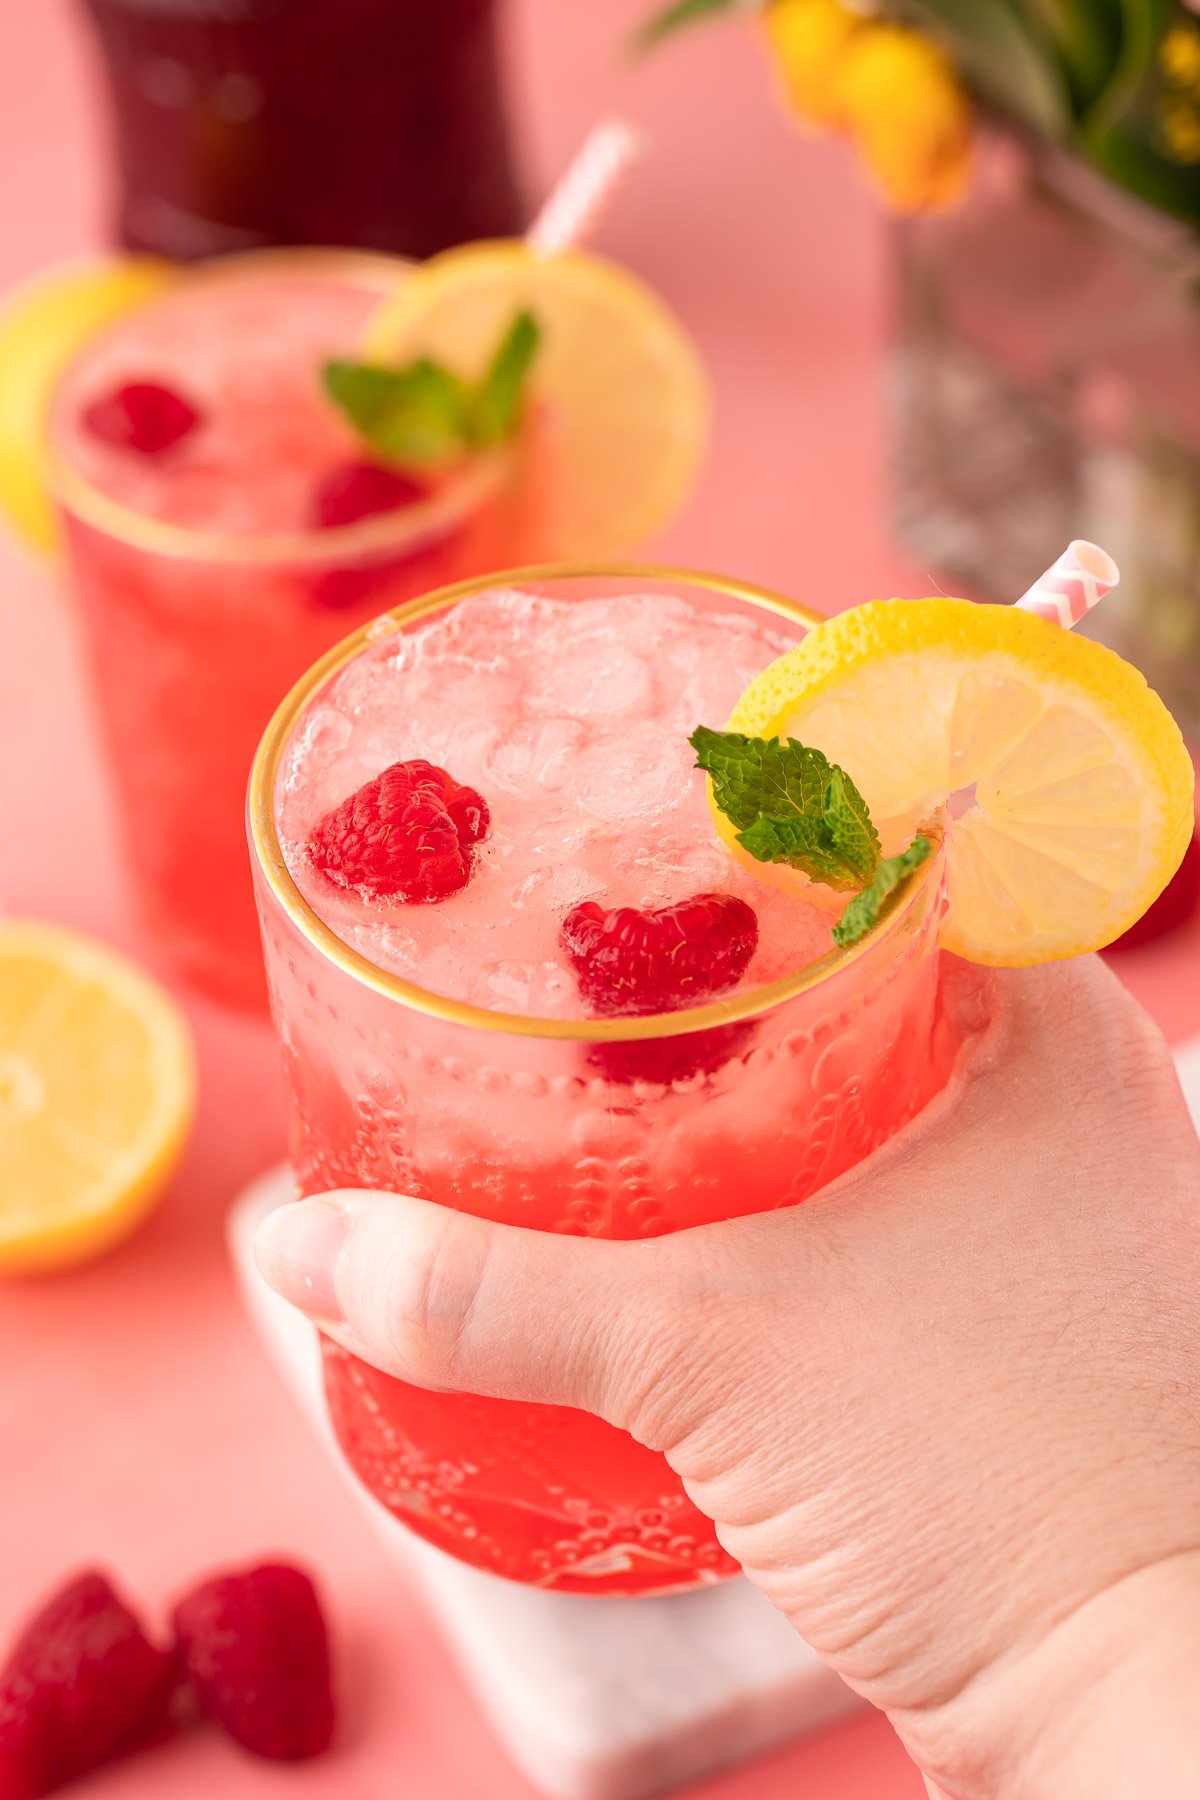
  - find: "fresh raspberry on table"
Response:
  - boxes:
[81,381,202,455]
[561,892,758,1084]
[171,1563,334,1762]
[0,1571,175,1798]
[311,460,427,529]
[308,759,490,902]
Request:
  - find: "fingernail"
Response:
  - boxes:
[254,1199,349,1323]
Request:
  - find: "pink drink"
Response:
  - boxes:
[252,570,955,1596]
[78,0,522,262]
[49,252,512,1009]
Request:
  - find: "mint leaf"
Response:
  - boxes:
[822,766,881,887]
[323,358,470,466]
[470,309,541,446]
[323,307,542,469]
[738,814,867,889]
[690,726,880,891]
[832,837,931,948]
[689,726,832,834]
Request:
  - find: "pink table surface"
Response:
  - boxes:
[2,5,1198,1799]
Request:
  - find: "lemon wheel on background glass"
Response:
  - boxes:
[0,258,177,554]
[360,241,709,557]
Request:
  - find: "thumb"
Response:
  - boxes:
[254,1190,680,1430]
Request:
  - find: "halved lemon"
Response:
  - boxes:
[0,922,195,1274]
[0,257,177,555]
[722,598,1195,965]
[360,241,708,557]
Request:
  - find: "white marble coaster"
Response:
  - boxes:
[1175,1034,1200,1132]
[228,1168,862,1800]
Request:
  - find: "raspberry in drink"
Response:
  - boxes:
[252,569,954,1596]
[48,251,513,1009]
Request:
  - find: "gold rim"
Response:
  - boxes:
[45,247,507,567]
[249,561,944,1042]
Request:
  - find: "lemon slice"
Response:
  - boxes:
[0,257,177,555]
[360,241,708,557]
[724,598,1195,965]
[0,922,195,1274]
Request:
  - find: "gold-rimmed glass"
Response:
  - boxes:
[249,562,957,1597]
[47,249,514,1010]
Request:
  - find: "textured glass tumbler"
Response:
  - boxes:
[250,566,957,1594]
[49,251,511,1011]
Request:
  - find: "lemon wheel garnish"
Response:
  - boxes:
[360,241,708,558]
[0,922,195,1274]
[0,257,178,555]
[724,598,1194,966]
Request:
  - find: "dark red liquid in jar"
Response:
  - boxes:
[77,0,523,261]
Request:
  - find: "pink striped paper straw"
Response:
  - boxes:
[1014,539,1120,628]
[526,119,648,256]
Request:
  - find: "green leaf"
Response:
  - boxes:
[897,0,1072,137]
[323,357,471,466]
[822,766,881,887]
[633,0,748,53]
[323,306,543,469]
[469,309,542,447]
[737,814,864,890]
[1014,0,1121,108]
[690,727,832,834]
[832,836,932,947]
[690,726,881,891]
[1081,0,1200,226]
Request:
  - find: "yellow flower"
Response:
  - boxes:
[1161,23,1200,95]
[1159,95,1200,164]
[761,0,865,132]
[836,25,973,211]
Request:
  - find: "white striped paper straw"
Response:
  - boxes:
[1014,539,1120,629]
[526,119,648,257]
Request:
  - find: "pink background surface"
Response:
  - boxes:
[1,4,1198,1797]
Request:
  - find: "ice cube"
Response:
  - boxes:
[484,718,586,796]
[568,723,692,825]
[530,638,655,719]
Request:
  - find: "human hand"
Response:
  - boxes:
[255,956,1200,1799]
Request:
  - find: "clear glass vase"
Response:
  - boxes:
[891,131,1200,739]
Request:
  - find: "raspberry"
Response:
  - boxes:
[1104,831,1200,955]
[0,1572,175,1798]
[171,1563,334,1761]
[562,892,758,1015]
[311,461,426,530]
[308,465,447,610]
[561,893,758,1084]
[81,382,201,455]
[308,759,490,902]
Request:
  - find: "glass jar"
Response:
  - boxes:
[77,0,523,261]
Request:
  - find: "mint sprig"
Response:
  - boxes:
[831,836,931,947]
[690,727,880,890]
[471,309,541,446]
[690,726,930,945]
[323,308,542,469]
